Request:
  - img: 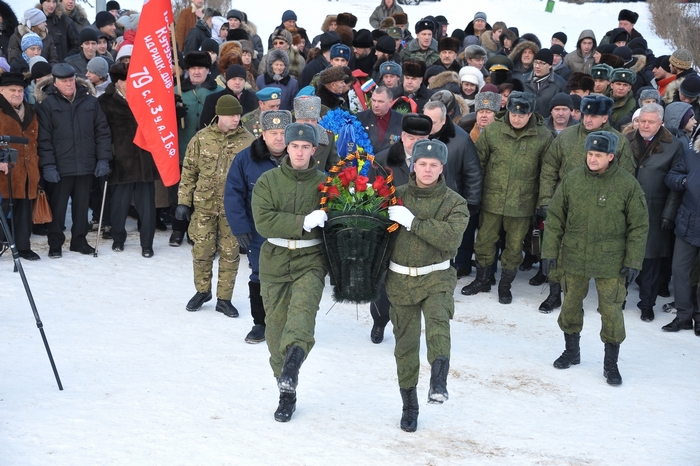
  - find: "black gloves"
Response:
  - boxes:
[236,233,252,249]
[175,204,192,222]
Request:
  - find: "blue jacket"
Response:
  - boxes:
[224,137,282,238]
[665,145,700,247]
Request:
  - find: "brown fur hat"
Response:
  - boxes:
[220,41,243,60]
[438,37,460,53]
[566,72,595,93]
[402,59,426,79]
[380,17,395,29]
[391,12,408,26]
[599,53,624,69]
[336,13,357,28]
[335,25,354,47]
[218,51,242,76]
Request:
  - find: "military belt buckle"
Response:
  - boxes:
[408,266,418,277]
[288,240,298,250]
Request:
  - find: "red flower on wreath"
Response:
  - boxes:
[338,166,357,187]
[372,176,386,191]
[355,175,369,192]
[327,185,341,199]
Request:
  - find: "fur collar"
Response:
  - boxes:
[250,136,283,162]
[34,75,96,103]
[428,70,459,90]
[0,94,36,131]
[241,21,258,37]
[18,24,48,40]
[35,2,65,19]
[630,54,646,74]
[508,40,539,63]
[480,30,500,53]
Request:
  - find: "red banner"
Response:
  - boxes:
[127,0,180,186]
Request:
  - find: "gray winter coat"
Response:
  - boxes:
[563,30,596,75]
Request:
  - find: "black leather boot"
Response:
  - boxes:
[529,262,547,286]
[428,356,449,404]
[278,345,305,393]
[399,387,419,432]
[603,343,622,386]
[274,391,297,422]
[246,281,266,343]
[539,282,562,313]
[186,291,212,312]
[553,332,580,369]
[461,264,492,295]
[498,269,517,304]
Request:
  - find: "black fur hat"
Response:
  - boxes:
[618,9,639,25]
[506,91,536,114]
[402,59,426,79]
[567,72,595,93]
[580,94,614,116]
[438,37,460,53]
[585,130,619,154]
[336,13,357,28]
[183,51,212,70]
[402,113,433,136]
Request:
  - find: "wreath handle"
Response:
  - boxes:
[319,152,400,233]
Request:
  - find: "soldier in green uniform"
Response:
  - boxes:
[251,122,328,423]
[536,94,636,313]
[608,68,636,130]
[240,87,282,139]
[176,95,255,316]
[399,19,439,65]
[462,92,553,304]
[386,139,468,432]
[541,131,649,386]
[292,95,339,172]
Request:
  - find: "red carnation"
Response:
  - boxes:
[327,185,341,199]
[355,175,369,192]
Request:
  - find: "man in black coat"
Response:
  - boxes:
[299,32,340,88]
[423,100,482,279]
[35,63,112,258]
[523,48,568,118]
[200,65,259,129]
[401,59,434,113]
[183,8,219,55]
[356,86,403,154]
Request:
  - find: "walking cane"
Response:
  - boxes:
[94,178,108,257]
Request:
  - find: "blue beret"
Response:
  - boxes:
[256,87,282,101]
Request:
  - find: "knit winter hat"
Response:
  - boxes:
[200,38,220,55]
[550,44,565,57]
[28,55,48,72]
[474,91,501,113]
[413,139,448,165]
[680,75,700,99]
[376,36,396,55]
[21,32,43,52]
[293,95,322,120]
[534,48,554,66]
[225,64,247,80]
[281,10,297,22]
[319,66,347,85]
[549,92,573,112]
[473,12,487,22]
[552,32,567,45]
[585,130,619,154]
[115,45,133,62]
[260,109,293,131]
[32,61,52,81]
[590,63,613,81]
[227,28,248,42]
[670,49,693,71]
[79,28,99,44]
[654,55,671,73]
[285,122,318,147]
[106,1,120,11]
[23,8,46,28]
[95,11,116,28]
[87,57,109,78]
[216,95,242,116]
[506,91,536,115]
[226,9,243,21]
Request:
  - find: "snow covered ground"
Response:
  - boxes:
[3,0,698,464]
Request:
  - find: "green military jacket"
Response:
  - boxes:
[610,90,635,128]
[538,121,636,207]
[252,156,327,283]
[399,39,440,65]
[313,128,340,172]
[241,107,263,139]
[178,123,254,212]
[386,174,469,306]
[542,158,649,278]
[477,112,553,218]
[175,78,219,163]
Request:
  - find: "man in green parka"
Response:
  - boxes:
[462,91,553,304]
[536,94,636,313]
[541,131,648,386]
[386,139,468,433]
[608,68,636,130]
[251,122,328,423]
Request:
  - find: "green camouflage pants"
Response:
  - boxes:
[474,211,530,270]
[188,209,239,300]
[390,291,453,389]
[261,269,326,378]
[559,272,627,344]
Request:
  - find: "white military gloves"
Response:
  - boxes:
[388,205,415,231]
[303,209,328,232]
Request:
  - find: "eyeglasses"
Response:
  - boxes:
[533,60,549,66]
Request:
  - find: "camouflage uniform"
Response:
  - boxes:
[474,113,553,270]
[251,156,327,377]
[386,174,468,388]
[610,91,636,130]
[539,122,636,282]
[541,158,649,343]
[178,123,255,300]
[399,39,440,66]
[241,108,263,140]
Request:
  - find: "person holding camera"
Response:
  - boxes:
[0,72,40,261]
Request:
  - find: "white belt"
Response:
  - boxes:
[389,260,451,277]
[267,238,322,250]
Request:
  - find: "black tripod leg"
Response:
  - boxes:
[0,206,63,390]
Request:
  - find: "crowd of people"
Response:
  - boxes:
[0,0,699,431]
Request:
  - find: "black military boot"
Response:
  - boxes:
[428,356,449,404]
[461,264,492,295]
[603,343,622,386]
[399,387,419,432]
[553,332,581,369]
[498,269,517,304]
[274,391,297,422]
[245,282,266,343]
[539,282,562,313]
[278,345,305,393]
[519,253,538,271]
[186,291,212,312]
[529,262,547,286]
[215,299,239,318]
